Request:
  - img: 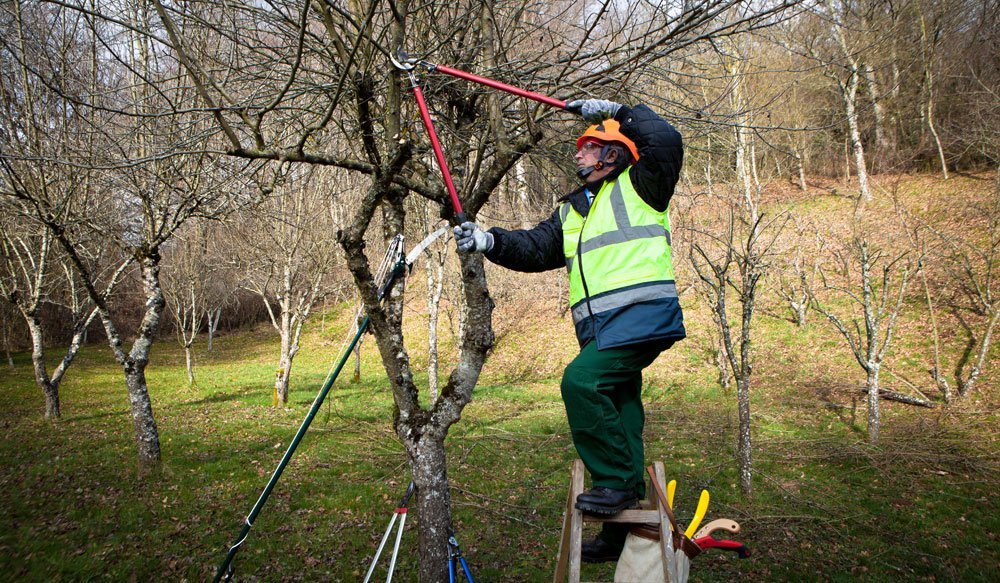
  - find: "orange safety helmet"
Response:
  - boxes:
[576,119,640,163]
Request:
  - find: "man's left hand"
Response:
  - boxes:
[566,99,623,123]
[453,221,494,254]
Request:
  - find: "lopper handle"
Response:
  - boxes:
[432,64,569,110]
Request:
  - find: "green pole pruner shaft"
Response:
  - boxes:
[213,314,372,582]
[213,254,408,583]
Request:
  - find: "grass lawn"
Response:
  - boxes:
[1,297,997,582]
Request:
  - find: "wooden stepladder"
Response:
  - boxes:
[554,460,677,583]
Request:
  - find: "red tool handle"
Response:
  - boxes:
[694,536,751,559]
[432,64,568,110]
[408,82,466,223]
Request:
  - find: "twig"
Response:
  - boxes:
[884,367,934,403]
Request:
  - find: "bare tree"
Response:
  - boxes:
[235,166,343,405]
[916,1,950,180]
[0,2,131,419]
[929,193,1000,398]
[690,198,783,498]
[824,0,874,202]
[775,216,825,327]
[1,0,248,464]
[0,204,131,418]
[162,226,212,386]
[814,236,911,443]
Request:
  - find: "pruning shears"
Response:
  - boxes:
[694,535,751,558]
[390,48,579,225]
[363,482,416,583]
[390,48,571,110]
[447,528,475,583]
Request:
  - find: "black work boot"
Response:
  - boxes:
[574,486,639,515]
[581,535,624,563]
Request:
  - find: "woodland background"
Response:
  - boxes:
[1,0,998,581]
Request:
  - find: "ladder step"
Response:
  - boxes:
[554,460,675,583]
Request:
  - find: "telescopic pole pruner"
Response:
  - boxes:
[212,229,448,583]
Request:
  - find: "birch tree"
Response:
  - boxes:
[825,0,873,203]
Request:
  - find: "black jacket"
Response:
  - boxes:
[485,104,683,272]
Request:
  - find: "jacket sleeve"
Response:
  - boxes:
[615,104,683,212]
[484,208,564,273]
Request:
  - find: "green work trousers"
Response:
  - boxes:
[560,338,672,499]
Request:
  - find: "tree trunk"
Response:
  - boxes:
[185,343,195,386]
[124,360,161,464]
[862,61,890,167]
[206,307,221,352]
[409,436,453,582]
[710,313,730,390]
[353,339,362,383]
[119,253,165,466]
[274,305,294,405]
[926,89,948,180]
[26,314,60,419]
[275,346,292,406]
[961,309,1000,396]
[792,143,808,192]
[427,249,446,403]
[920,267,951,402]
[866,364,881,444]
[736,375,752,497]
[842,73,872,202]
[920,12,949,180]
[2,313,14,368]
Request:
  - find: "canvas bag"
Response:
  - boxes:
[613,468,700,582]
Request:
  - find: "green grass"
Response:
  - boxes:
[2,300,997,582]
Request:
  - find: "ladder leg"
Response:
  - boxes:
[653,462,676,583]
[553,460,586,583]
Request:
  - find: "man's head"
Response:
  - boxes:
[575,119,639,183]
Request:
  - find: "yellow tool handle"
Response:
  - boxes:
[684,489,710,538]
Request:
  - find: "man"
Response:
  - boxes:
[454,98,685,562]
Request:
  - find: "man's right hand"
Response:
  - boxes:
[454,221,494,254]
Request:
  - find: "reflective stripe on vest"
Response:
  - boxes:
[560,170,676,318]
[571,281,678,325]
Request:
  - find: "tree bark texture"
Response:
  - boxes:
[27,315,59,419]
[114,253,165,466]
[206,307,221,352]
[842,72,872,203]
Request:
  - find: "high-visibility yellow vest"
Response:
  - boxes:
[559,170,685,349]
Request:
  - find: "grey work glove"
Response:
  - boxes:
[453,221,494,254]
[566,99,624,123]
